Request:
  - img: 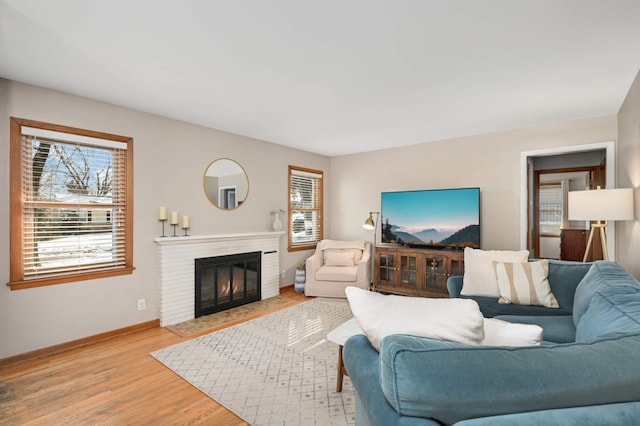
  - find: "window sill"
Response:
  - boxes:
[7,267,135,290]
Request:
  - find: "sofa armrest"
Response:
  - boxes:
[379,333,640,425]
[342,334,439,426]
[447,275,463,298]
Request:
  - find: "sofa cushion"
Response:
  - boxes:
[323,249,356,267]
[495,315,576,343]
[575,284,640,343]
[315,266,358,282]
[461,295,571,318]
[461,247,529,297]
[494,260,559,308]
[573,261,640,326]
[345,286,484,350]
[546,260,593,311]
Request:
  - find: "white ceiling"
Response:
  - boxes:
[2,1,640,157]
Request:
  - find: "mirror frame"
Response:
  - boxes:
[203,158,249,210]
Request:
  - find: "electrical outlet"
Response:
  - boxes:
[281,270,286,279]
[137,298,146,311]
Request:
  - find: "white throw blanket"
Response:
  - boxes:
[345,287,485,350]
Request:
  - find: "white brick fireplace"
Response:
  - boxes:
[154,232,283,326]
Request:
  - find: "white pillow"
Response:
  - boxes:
[494,260,559,308]
[324,250,355,267]
[460,247,530,297]
[319,240,366,263]
[481,318,543,346]
[345,286,484,350]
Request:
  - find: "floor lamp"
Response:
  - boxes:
[363,211,380,290]
[567,187,634,262]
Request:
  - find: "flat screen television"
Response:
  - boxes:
[381,187,480,249]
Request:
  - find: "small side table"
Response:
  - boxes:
[327,318,363,392]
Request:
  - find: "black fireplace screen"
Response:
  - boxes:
[195,251,261,318]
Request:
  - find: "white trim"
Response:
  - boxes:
[520,141,616,259]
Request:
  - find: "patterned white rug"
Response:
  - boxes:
[151,298,356,425]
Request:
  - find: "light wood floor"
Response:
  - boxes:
[0,288,310,425]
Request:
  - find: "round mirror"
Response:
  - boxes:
[203,158,249,209]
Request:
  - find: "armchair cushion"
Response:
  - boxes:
[323,249,357,267]
[316,266,359,282]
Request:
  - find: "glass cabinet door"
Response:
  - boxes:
[399,254,418,287]
[424,256,447,290]
[378,253,396,286]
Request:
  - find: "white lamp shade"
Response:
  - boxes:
[568,188,634,221]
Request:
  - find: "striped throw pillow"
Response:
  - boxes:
[493,260,559,308]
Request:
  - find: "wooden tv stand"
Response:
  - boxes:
[373,245,465,298]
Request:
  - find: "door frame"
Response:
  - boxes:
[520,141,616,259]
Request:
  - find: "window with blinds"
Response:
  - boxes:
[9,118,134,290]
[539,183,563,236]
[288,166,323,251]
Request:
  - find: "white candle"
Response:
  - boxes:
[170,211,179,225]
[181,215,190,229]
[158,206,167,220]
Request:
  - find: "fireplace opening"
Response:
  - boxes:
[195,251,261,318]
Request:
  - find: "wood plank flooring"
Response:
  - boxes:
[0,288,310,425]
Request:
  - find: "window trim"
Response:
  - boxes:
[8,117,134,290]
[288,165,323,252]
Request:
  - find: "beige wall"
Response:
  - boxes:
[0,79,330,358]
[1,73,637,359]
[616,69,640,279]
[329,116,619,254]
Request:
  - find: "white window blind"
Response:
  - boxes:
[539,184,562,236]
[10,117,133,289]
[289,166,323,250]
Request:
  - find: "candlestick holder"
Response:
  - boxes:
[183,227,190,237]
[171,223,178,237]
[159,218,167,237]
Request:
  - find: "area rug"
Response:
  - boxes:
[152,298,356,425]
[166,295,302,337]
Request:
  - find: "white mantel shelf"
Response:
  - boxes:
[154,231,285,246]
[155,231,284,326]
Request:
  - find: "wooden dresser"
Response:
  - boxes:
[560,228,603,262]
[374,245,464,298]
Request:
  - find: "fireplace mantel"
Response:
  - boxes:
[155,231,284,326]
[153,231,284,246]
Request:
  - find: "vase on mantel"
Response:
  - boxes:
[272,211,283,231]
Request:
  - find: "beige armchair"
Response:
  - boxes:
[305,239,372,298]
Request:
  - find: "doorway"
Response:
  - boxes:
[533,167,604,259]
[520,141,616,260]
[218,186,237,209]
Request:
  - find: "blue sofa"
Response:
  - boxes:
[343,261,640,425]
